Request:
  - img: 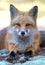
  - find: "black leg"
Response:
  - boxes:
[24,50,33,58]
[9,51,16,59]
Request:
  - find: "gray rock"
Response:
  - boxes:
[0,49,45,65]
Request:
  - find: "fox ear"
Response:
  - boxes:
[10,4,18,19]
[29,6,38,20]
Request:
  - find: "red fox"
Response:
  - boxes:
[5,4,40,56]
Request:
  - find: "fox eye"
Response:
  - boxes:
[26,23,33,28]
[15,23,21,26]
[26,24,31,26]
[26,24,32,26]
[12,23,21,26]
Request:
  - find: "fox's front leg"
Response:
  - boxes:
[24,45,39,58]
[5,33,18,59]
[25,43,39,57]
[6,43,18,59]
[24,46,34,57]
[25,34,40,57]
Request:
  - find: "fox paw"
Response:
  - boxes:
[9,51,16,59]
[5,51,17,63]
[24,50,33,58]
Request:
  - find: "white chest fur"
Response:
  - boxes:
[7,27,39,52]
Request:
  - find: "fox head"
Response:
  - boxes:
[10,4,38,38]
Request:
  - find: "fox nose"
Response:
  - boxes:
[21,31,25,36]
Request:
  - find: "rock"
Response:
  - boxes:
[0,49,45,65]
[0,61,12,65]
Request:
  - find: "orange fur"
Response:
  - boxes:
[8,43,18,52]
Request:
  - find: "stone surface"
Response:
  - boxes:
[0,49,45,65]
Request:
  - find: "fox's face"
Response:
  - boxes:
[10,4,38,38]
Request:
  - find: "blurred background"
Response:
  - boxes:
[0,0,45,30]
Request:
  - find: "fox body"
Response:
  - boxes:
[5,4,40,55]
